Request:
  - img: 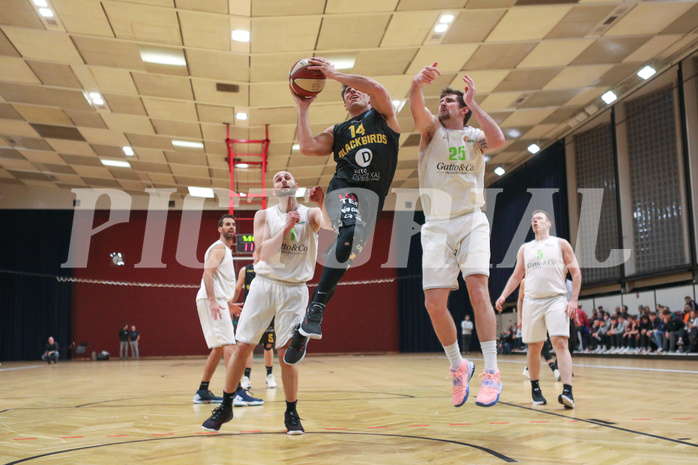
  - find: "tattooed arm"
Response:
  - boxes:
[461,74,505,154]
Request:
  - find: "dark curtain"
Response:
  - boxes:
[398,140,569,352]
[0,210,73,361]
[488,140,569,306]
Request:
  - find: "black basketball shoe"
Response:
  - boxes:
[532,387,547,405]
[283,324,309,365]
[558,391,575,409]
[299,302,325,339]
[285,410,304,435]
[201,405,233,432]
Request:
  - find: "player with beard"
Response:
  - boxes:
[409,63,506,408]
[193,215,263,407]
[202,171,331,433]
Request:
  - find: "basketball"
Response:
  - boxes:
[289,58,326,99]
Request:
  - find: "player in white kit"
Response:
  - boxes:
[496,210,581,409]
[193,215,263,407]
[202,171,330,434]
[410,63,506,408]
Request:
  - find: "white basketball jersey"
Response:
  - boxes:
[254,205,318,283]
[196,240,235,302]
[522,236,567,299]
[418,124,485,221]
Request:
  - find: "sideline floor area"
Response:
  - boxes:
[1,354,696,464]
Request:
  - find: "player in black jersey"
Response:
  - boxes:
[285,57,400,365]
[233,259,277,389]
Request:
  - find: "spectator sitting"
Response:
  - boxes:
[685,296,696,312]
[665,310,686,353]
[653,311,669,352]
[637,314,653,353]
[622,315,639,353]
[42,336,59,364]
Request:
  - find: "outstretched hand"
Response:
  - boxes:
[309,186,324,204]
[462,74,476,105]
[414,62,441,85]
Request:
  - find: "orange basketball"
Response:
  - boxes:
[289,58,326,99]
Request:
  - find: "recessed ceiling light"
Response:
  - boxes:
[494,166,505,176]
[188,186,214,198]
[439,14,454,24]
[236,112,248,120]
[239,192,247,197]
[637,65,656,80]
[101,159,131,168]
[507,129,521,139]
[328,57,356,70]
[292,144,300,151]
[528,144,540,154]
[483,155,490,162]
[392,100,406,112]
[236,163,249,169]
[172,140,204,149]
[140,48,187,66]
[601,91,617,104]
[33,0,48,7]
[231,30,250,42]
[86,92,104,106]
[122,146,134,156]
[38,8,53,17]
[434,24,449,33]
[296,187,307,198]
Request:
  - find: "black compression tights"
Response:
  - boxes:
[312,225,357,306]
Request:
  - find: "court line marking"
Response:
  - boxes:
[2,431,517,464]
[0,366,44,372]
[502,402,698,448]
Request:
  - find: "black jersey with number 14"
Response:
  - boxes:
[330,108,400,200]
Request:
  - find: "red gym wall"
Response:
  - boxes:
[71,210,399,357]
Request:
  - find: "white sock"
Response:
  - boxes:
[444,342,463,370]
[481,340,498,372]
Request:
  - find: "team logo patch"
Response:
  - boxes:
[355,148,373,167]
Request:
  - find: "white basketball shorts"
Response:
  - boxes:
[235,276,308,349]
[522,294,570,343]
[422,210,490,290]
[196,298,236,348]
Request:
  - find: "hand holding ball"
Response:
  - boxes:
[289,58,326,99]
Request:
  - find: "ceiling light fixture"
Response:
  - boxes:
[86,92,104,106]
[292,144,300,151]
[38,7,54,17]
[322,55,357,70]
[188,186,214,198]
[33,0,48,7]
[637,65,656,80]
[483,155,491,162]
[507,129,521,139]
[101,159,131,168]
[172,140,204,149]
[601,90,617,104]
[296,187,307,198]
[527,144,540,154]
[231,30,250,42]
[236,112,248,120]
[140,49,187,66]
[494,167,505,176]
[434,24,449,33]
[439,14,454,24]
[122,146,134,156]
[236,163,249,169]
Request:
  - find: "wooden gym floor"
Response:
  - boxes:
[1,353,696,464]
